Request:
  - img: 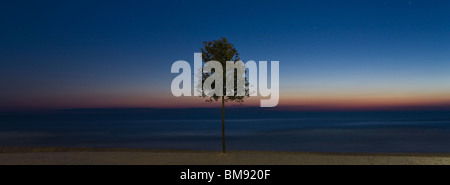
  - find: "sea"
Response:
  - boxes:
[1,108,450,153]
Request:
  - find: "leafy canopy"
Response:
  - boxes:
[199,37,249,103]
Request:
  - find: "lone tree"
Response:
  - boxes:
[200,37,249,154]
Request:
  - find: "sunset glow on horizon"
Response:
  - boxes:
[1,1,449,112]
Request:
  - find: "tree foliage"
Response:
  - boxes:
[199,37,249,103]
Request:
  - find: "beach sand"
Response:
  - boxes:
[0,147,449,165]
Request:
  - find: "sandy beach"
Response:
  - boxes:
[0,147,449,165]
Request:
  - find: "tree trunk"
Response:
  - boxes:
[221,96,226,154]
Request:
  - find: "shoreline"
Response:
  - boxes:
[3,146,450,156]
[1,147,450,165]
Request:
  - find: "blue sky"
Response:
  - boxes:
[1,0,449,110]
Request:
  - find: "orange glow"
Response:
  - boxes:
[3,90,450,111]
[278,90,450,110]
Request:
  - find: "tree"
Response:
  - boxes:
[199,37,249,154]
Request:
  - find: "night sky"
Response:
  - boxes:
[1,0,449,111]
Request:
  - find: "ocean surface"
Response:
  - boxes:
[1,108,450,153]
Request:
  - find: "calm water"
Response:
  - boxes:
[1,109,450,153]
